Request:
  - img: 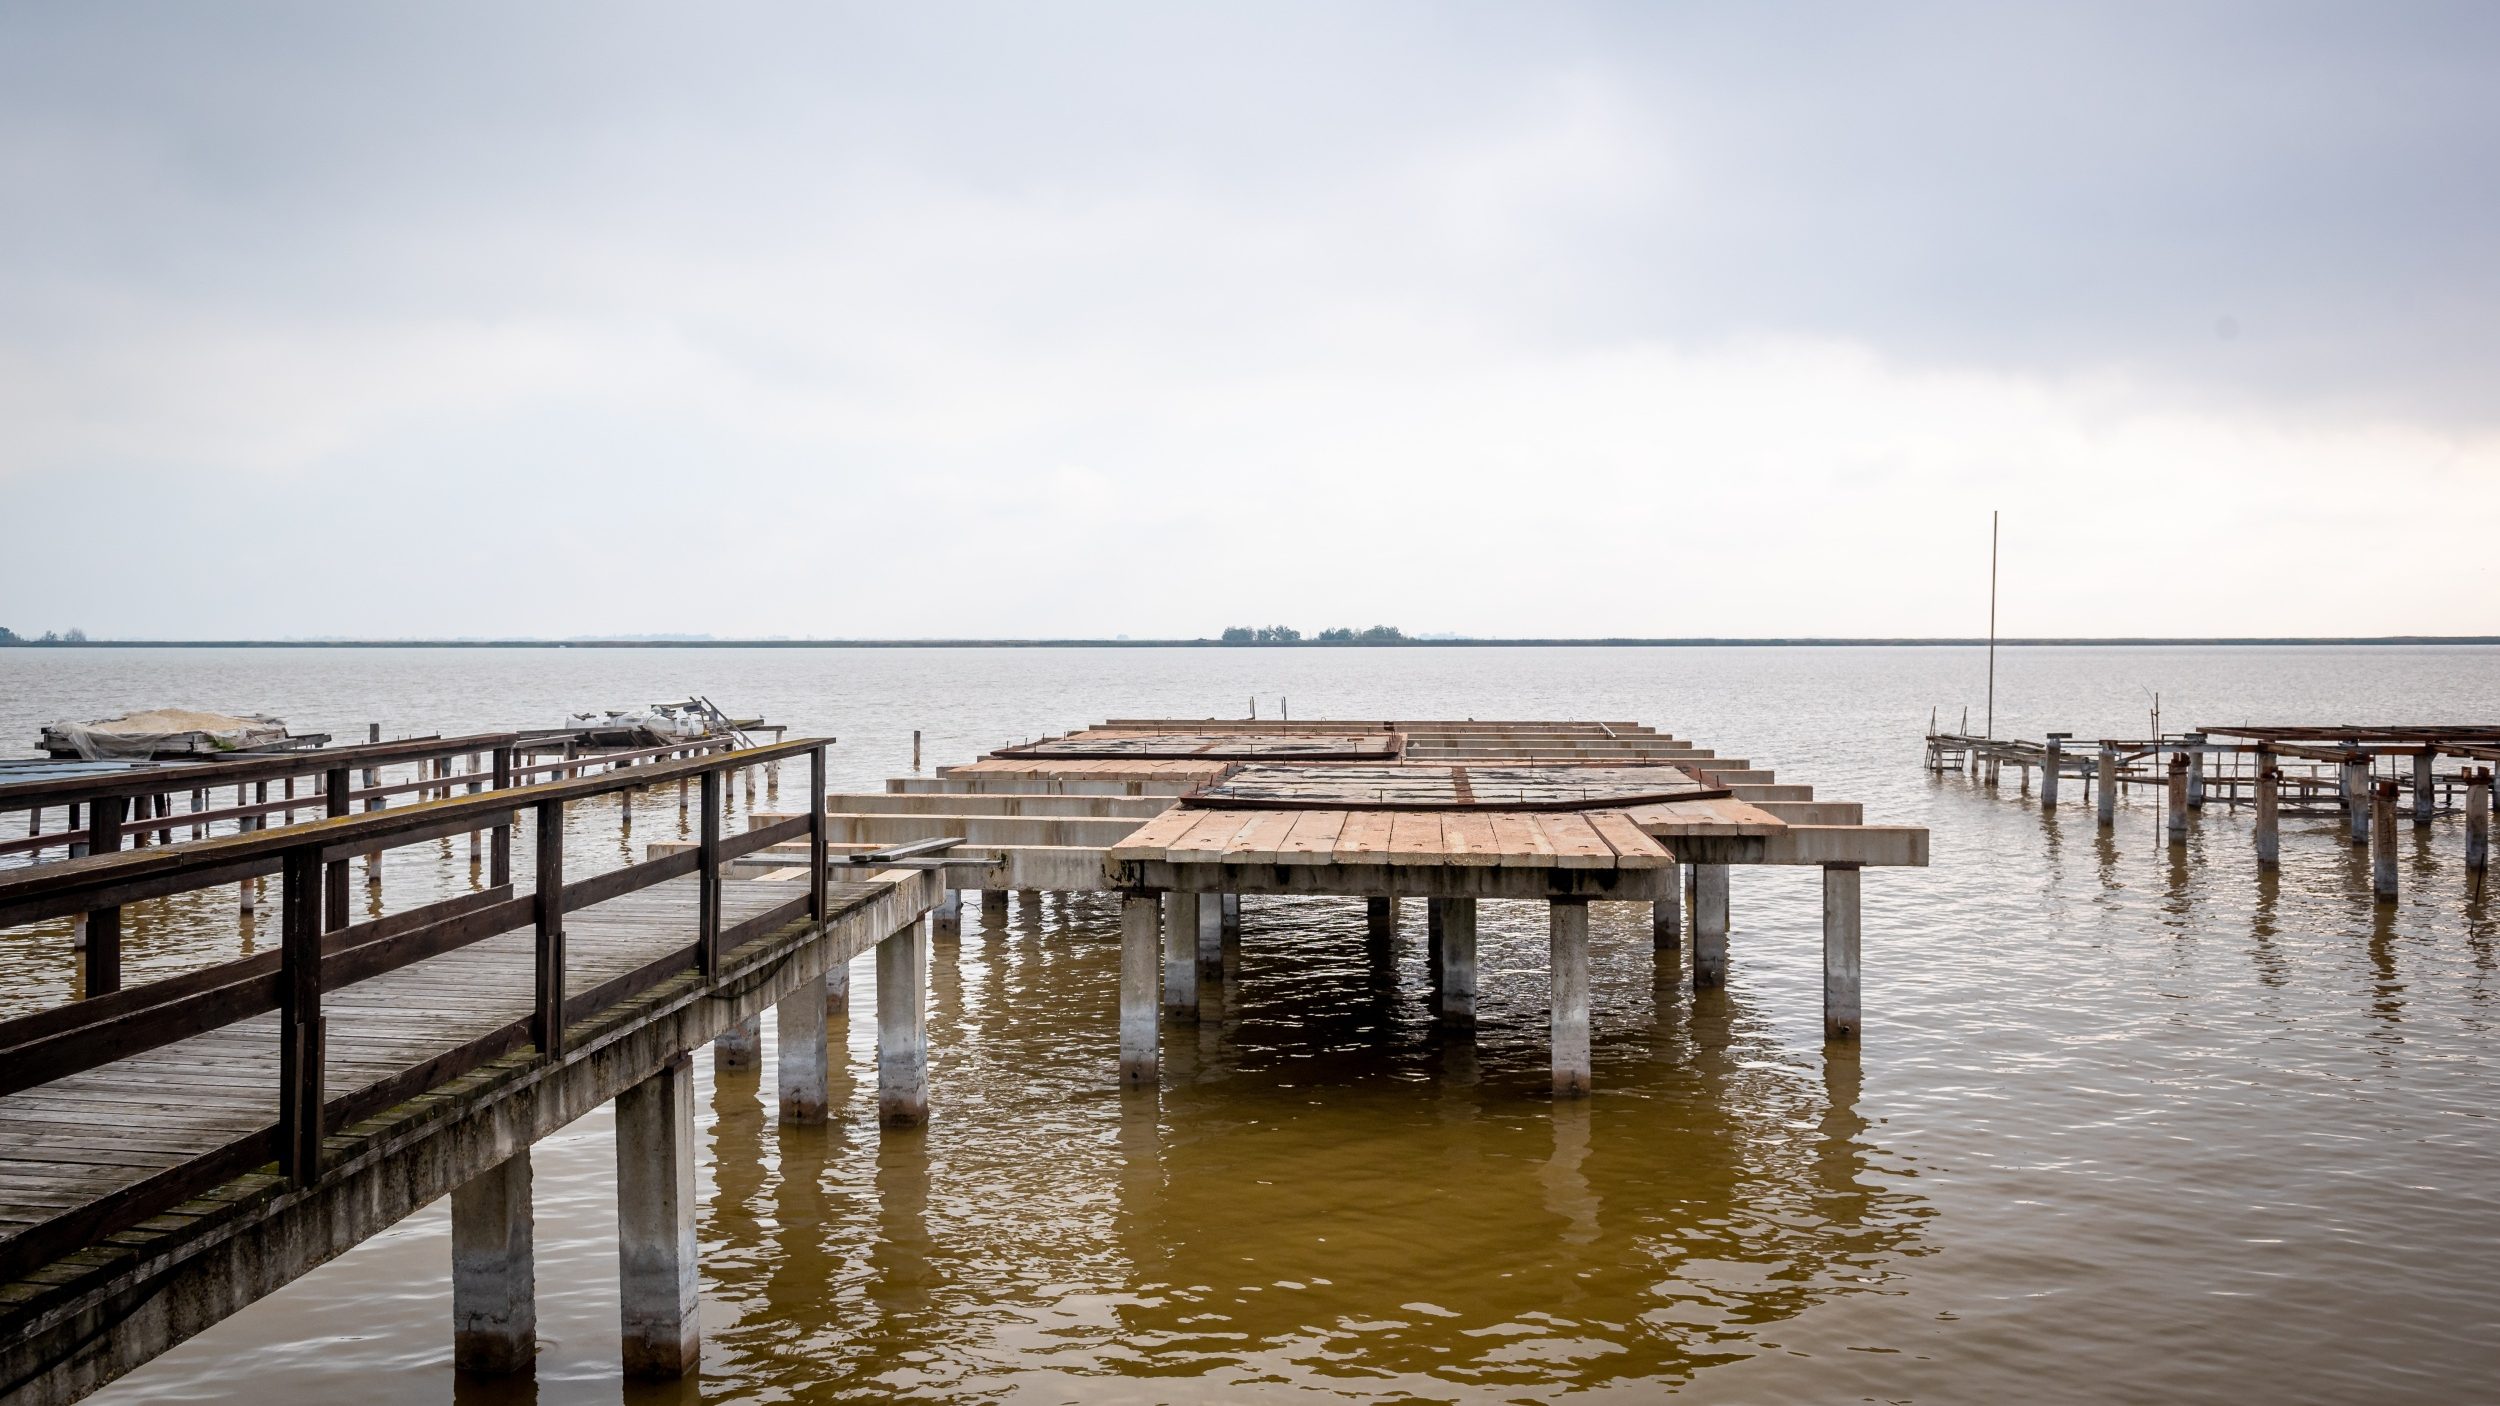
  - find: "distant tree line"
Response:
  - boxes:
[1219,624,1406,644]
[0,626,87,645]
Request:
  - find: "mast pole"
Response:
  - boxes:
[1986,510,1999,739]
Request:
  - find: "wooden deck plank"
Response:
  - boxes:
[1164,810,1254,864]
[1534,812,1615,869]
[1220,810,1302,864]
[1386,812,1446,865]
[1585,810,1675,868]
[1331,811,1394,864]
[1277,810,1349,865]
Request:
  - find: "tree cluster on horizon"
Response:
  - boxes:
[1219,624,1405,644]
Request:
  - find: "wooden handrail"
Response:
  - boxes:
[0,732,521,813]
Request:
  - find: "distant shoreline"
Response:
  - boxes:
[4,637,2496,650]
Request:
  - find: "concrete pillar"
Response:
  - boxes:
[2414,751,2436,827]
[2041,735,2065,808]
[2185,735,2207,809]
[2343,755,2371,846]
[615,1053,698,1379]
[2466,768,2490,875]
[1220,893,1241,936]
[1016,888,1041,917]
[1366,895,1398,943]
[1196,896,1222,977]
[2097,743,2118,828]
[451,1148,535,1375]
[1440,895,1477,1027]
[933,888,962,938]
[2166,752,2190,843]
[777,974,830,1124]
[877,920,928,1127]
[1163,890,1201,1016]
[1692,863,1729,989]
[2372,781,2399,901]
[1823,864,1862,1042]
[2254,752,2281,869]
[1426,895,1446,971]
[1120,893,1160,1088]
[980,889,1009,926]
[713,1014,760,1073]
[1653,863,1682,951]
[1549,899,1590,1098]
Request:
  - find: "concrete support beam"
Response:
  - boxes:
[776,974,829,1124]
[1163,890,1201,1016]
[615,1053,698,1380]
[1439,896,1476,1027]
[1691,863,1729,989]
[450,1148,534,1375]
[1549,899,1590,1098]
[876,920,928,1126]
[1120,893,1160,1087]
[713,1014,760,1073]
[1823,864,1862,1042]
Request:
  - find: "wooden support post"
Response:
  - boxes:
[451,1149,536,1375]
[2097,743,2117,829]
[1163,891,1201,1016]
[2041,734,2065,808]
[877,919,929,1126]
[1823,864,1862,1042]
[322,766,352,930]
[2372,779,2399,900]
[81,796,126,996]
[777,974,830,1124]
[2414,751,2435,827]
[615,1053,698,1379]
[533,801,567,1058]
[697,769,722,974]
[715,1015,760,1072]
[2466,768,2491,876]
[2254,750,2281,870]
[1439,895,1476,1027]
[491,747,514,888]
[1653,862,1682,951]
[808,745,828,923]
[1692,863,1730,989]
[1549,899,1591,1098]
[279,846,325,1183]
[1120,893,1160,1088]
[2167,752,2190,844]
[2185,735,2207,809]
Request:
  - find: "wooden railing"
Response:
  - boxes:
[0,739,831,1280]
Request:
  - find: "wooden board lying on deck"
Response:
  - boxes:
[1180,763,1727,811]
[1108,804,1678,869]
[991,731,1401,761]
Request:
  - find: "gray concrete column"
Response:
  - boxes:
[777,973,830,1124]
[2371,781,2399,900]
[877,919,929,1127]
[933,888,962,938]
[1196,895,1222,976]
[2254,753,2281,869]
[2097,743,2117,828]
[1120,893,1160,1087]
[2414,751,2436,827]
[451,1147,535,1375]
[2185,735,2207,809]
[1220,893,1241,936]
[1550,899,1590,1098]
[1440,895,1477,1027]
[2465,768,2490,874]
[1692,863,1730,989]
[2041,735,2065,808]
[826,951,851,1020]
[2343,755,2370,846]
[980,889,1009,926]
[714,1014,760,1073]
[2166,753,2190,843]
[1163,890,1201,1016]
[1653,863,1682,951]
[1823,864,1862,1042]
[1366,895,1399,943]
[615,1053,698,1379]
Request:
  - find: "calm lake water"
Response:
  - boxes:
[3,645,2496,1404]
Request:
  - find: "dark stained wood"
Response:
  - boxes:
[534,801,566,1058]
[1181,762,1730,811]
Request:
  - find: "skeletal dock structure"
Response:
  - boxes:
[1928,723,2496,895]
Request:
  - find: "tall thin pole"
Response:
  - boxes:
[1986,510,1999,739]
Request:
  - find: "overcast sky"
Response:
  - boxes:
[3,3,2495,639]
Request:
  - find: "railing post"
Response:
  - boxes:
[280,845,326,1183]
[535,800,568,1059]
[698,767,722,974]
[82,795,127,996]
[323,765,352,930]
[491,746,514,888]
[808,745,828,921]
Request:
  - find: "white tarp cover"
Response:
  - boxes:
[41,709,291,759]
[562,708,714,740]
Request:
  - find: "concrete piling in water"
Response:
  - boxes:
[2097,743,2118,829]
[1163,891,1201,1016]
[933,888,962,938]
[877,919,929,1126]
[1196,897,1222,977]
[2041,734,2065,808]
[1823,863,1862,1042]
[2372,780,2399,900]
[2465,768,2490,877]
[2343,753,2370,846]
[1692,863,1730,989]
[1220,892,1241,936]
[777,973,830,1124]
[1439,895,1477,1027]
[1119,893,1160,1088]
[2254,750,2281,869]
[714,1015,761,1073]
[615,1053,698,1379]
[1548,898,1590,1097]
[2413,750,2435,827]
[981,889,1009,928]
[1366,895,1398,944]
[451,1149,535,1375]
[2185,735,2207,809]
[1653,863,1682,952]
[2167,752,2190,844]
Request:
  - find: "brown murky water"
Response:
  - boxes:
[3,646,2495,1403]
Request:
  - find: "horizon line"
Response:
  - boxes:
[4,635,2497,650]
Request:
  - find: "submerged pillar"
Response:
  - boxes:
[713,1013,760,1074]
[2343,754,2371,846]
[1439,895,1477,1027]
[2414,750,2436,827]
[1366,895,1399,943]
[1197,895,1222,977]
[451,1148,535,1375]
[2254,751,2281,869]
[777,973,830,1124]
[1823,864,1862,1042]
[1220,892,1241,936]
[877,919,928,1126]
[2166,752,2190,844]
[1120,893,1160,1087]
[1549,898,1590,1098]
[1163,890,1201,1016]
[1653,862,1683,952]
[933,888,962,938]
[1691,863,1730,989]
[2097,743,2118,829]
[980,889,1009,927]
[2466,768,2490,875]
[2041,734,2066,808]
[2372,780,2399,901]
[616,1053,698,1379]
[2185,735,2207,809]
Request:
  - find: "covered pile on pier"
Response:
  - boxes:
[38,708,310,760]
